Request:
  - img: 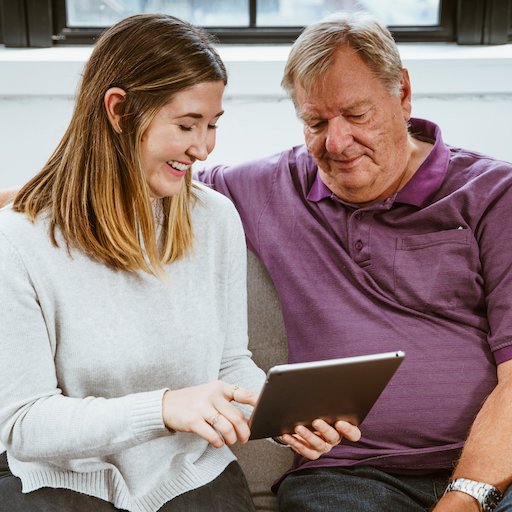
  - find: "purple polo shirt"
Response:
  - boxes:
[196,118,512,476]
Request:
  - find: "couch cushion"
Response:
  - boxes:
[231,251,292,511]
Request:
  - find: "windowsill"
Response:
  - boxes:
[1,42,512,96]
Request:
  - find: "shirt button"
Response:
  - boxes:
[355,240,363,251]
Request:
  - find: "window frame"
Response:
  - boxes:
[0,0,510,47]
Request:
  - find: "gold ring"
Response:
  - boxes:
[209,413,220,426]
[232,384,240,400]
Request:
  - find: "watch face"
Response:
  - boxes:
[483,488,502,511]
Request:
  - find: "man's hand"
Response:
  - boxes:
[276,419,361,460]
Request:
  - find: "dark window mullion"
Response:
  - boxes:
[52,0,67,41]
[0,4,3,44]
[249,0,256,28]
[457,0,486,44]
[0,0,29,47]
[483,0,511,44]
[26,0,52,47]
[509,3,512,40]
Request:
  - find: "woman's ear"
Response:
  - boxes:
[104,87,127,133]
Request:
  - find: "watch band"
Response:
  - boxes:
[445,477,502,512]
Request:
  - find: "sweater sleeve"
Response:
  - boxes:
[216,206,265,402]
[0,233,168,462]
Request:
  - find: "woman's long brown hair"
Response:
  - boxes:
[14,14,227,275]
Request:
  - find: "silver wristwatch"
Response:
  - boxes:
[445,477,502,511]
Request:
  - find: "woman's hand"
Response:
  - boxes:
[277,419,361,460]
[162,381,258,448]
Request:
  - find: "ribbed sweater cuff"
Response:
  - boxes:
[130,389,168,442]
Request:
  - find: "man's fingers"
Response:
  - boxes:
[311,419,342,444]
[294,425,330,451]
[278,419,363,461]
[280,431,324,460]
[334,420,361,442]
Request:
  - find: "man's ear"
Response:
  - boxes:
[399,68,412,121]
[104,87,127,133]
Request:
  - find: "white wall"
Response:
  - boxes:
[1,44,512,188]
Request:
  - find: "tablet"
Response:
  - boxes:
[248,350,405,440]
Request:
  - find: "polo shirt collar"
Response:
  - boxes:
[306,118,450,208]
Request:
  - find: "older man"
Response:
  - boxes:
[196,11,512,512]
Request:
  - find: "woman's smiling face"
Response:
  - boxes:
[140,80,225,199]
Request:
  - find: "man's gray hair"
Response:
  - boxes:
[282,11,403,100]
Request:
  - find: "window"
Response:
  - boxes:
[64,0,440,28]
[0,0,511,47]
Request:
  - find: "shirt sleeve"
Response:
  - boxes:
[195,152,284,256]
[0,232,168,462]
[475,164,512,364]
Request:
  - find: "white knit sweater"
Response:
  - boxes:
[0,183,265,512]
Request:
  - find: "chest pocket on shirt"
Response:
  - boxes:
[393,229,472,312]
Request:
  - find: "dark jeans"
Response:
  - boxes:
[0,451,255,512]
[277,465,512,512]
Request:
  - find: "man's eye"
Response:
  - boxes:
[350,111,369,121]
[207,124,218,130]
[308,122,324,131]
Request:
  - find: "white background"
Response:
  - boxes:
[1,43,512,188]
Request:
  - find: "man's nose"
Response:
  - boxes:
[325,116,353,154]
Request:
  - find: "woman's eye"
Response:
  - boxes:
[179,125,193,132]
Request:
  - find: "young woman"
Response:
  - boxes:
[0,13,345,512]
[0,13,263,512]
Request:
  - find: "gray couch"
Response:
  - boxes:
[231,251,293,511]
